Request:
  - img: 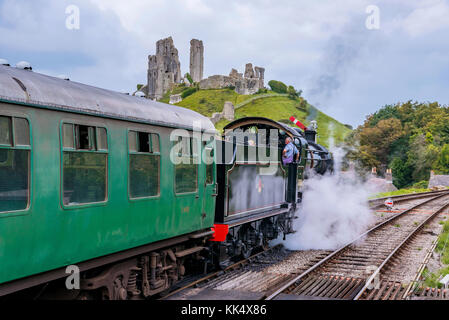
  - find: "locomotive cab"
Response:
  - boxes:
[210,117,307,267]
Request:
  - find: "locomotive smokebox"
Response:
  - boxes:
[304,129,316,143]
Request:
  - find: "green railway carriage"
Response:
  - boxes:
[0,65,217,297]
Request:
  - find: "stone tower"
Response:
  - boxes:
[147,37,181,100]
[189,39,204,83]
[254,66,265,89]
[244,63,255,78]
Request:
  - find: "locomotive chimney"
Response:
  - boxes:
[304,120,317,143]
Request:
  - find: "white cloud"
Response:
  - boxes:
[0,0,448,126]
[400,0,449,37]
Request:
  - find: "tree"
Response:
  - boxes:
[287,85,298,99]
[406,134,438,182]
[436,144,449,174]
[358,118,404,166]
[268,80,287,94]
[391,157,413,189]
[346,101,449,188]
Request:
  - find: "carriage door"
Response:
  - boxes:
[201,140,216,226]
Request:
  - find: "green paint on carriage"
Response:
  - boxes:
[0,101,216,285]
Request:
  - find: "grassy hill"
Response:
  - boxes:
[161,87,351,148]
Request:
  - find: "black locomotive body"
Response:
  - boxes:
[210,117,333,267]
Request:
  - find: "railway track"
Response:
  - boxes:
[160,244,293,300]
[162,189,449,300]
[264,190,449,300]
[368,189,449,209]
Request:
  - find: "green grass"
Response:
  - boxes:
[422,221,449,288]
[436,222,449,264]
[159,84,189,103]
[371,188,433,199]
[423,266,449,288]
[175,89,251,116]
[234,96,350,148]
[214,118,231,132]
[423,265,449,288]
[165,87,351,148]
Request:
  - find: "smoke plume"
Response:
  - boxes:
[283,147,374,250]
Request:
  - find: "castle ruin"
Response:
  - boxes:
[147,37,182,100]
[189,39,204,83]
[145,36,265,100]
[199,63,265,95]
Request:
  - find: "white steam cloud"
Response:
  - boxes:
[283,147,374,250]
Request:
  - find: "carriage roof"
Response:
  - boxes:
[0,65,215,133]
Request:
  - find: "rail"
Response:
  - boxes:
[264,190,449,300]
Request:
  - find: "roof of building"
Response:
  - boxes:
[0,65,215,133]
[428,174,449,188]
[367,176,398,193]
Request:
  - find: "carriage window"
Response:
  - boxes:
[63,123,74,149]
[205,147,214,185]
[0,116,30,213]
[0,116,12,146]
[175,136,198,193]
[128,130,160,198]
[151,134,160,153]
[137,132,150,153]
[14,118,30,146]
[62,123,108,206]
[97,127,108,151]
[128,131,137,152]
[75,125,96,150]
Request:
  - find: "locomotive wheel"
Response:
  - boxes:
[241,243,252,259]
[262,239,270,251]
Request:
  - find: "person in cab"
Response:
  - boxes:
[282,137,299,165]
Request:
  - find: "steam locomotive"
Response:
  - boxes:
[0,63,332,299]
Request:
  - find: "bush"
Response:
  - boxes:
[181,87,197,99]
[296,97,308,111]
[268,80,287,94]
[412,180,429,189]
[185,73,193,84]
[287,85,298,99]
[256,88,268,94]
[391,157,413,189]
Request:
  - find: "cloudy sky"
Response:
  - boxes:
[1,0,448,127]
